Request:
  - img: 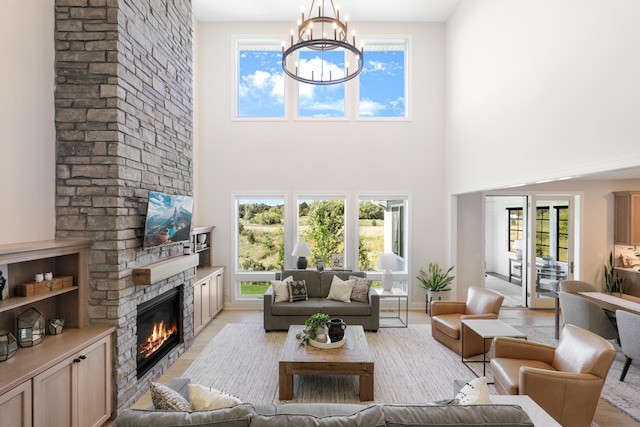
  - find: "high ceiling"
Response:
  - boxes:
[193,0,461,22]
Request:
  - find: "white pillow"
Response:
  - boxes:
[454,377,490,405]
[327,276,355,303]
[188,383,242,411]
[271,275,293,303]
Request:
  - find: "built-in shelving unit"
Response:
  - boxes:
[190,226,224,335]
[0,239,114,426]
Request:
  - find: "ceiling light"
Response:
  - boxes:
[282,0,364,85]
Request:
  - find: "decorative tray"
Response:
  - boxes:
[308,337,345,349]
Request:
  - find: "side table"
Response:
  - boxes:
[375,288,408,328]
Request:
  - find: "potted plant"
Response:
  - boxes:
[604,251,624,295]
[416,263,455,312]
[296,313,330,345]
[315,256,326,271]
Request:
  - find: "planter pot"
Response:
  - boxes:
[426,290,451,315]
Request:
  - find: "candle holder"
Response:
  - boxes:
[47,318,65,335]
[17,307,45,347]
[0,331,18,361]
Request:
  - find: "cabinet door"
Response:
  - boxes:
[193,280,203,333]
[77,335,112,427]
[33,354,76,427]
[202,277,211,322]
[215,271,224,315]
[0,380,32,427]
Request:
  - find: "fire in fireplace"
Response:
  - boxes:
[137,287,182,379]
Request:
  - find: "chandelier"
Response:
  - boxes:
[282,0,364,85]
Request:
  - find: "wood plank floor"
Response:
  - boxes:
[120,308,639,427]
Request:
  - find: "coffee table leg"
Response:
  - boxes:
[279,363,293,400]
[359,373,374,401]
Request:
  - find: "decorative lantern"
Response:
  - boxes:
[17,307,45,347]
[47,318,65,335]
[0,331,18,361]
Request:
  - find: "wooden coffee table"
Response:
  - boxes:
[279,325,374,400]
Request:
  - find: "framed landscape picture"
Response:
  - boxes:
[331,254,344,269]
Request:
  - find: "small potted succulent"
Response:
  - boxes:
[296,313,330,346]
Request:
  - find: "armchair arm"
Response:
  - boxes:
[520,367,605,427]
[494,337,556,363]
[460,313,498,320]
[368,286,380,330]
[431,301,466,316]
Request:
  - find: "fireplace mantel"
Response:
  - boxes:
[132,254,199,285]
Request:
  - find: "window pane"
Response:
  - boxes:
[237,45,284,117]
[240,281,270,295]
[359,42,406,118]
[298,50,345,117]
[536,207,550,257]
[359,199,407,271]
[237,199,284,272]
[556,206,569,263]
[298,198,345,267]
[507,208,523,252]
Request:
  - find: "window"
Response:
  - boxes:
[536,207,550,257]
[236,197,285,296]
[358,198,408,272]
[297,197,346,267]
[507,208,524,252]
[358,40,407,118]
[556,206,569,263]
[298,50,346,118]
[236,41,284,118]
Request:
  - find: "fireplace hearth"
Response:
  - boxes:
[137,287,182,379]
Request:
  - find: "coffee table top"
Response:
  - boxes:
[461,319,526,340]
[281,325,373,364]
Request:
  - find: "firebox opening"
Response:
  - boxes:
[136,286,182,379]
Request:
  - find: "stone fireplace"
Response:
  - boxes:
[53,0,195,412]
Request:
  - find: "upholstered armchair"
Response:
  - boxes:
[430,286,504,357]
[491,324,616,427]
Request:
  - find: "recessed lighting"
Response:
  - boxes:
[535,179,552,184]
[508,183,526,188]
[558,176,573,181]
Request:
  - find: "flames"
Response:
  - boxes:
[139,319,177,359]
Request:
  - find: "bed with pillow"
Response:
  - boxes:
[263,270,379,331]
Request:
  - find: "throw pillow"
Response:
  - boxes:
[150,382,193,412]
[349,276,373,303]
[452,377,490,405]
[188,383,242,411]
[327,275,355,303]
[288,280,308,302]
[271,275,293,303]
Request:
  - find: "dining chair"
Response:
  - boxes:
[559,280,597,293]
[558,291,618,341]
[616,309,640,381]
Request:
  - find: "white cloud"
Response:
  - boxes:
[367,60,386,72]
[239,70,284,104]
[358,99,386,116]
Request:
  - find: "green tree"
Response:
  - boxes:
[304,200,344,264]
[359,200,384,220]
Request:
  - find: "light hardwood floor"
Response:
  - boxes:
[119,308,638,427]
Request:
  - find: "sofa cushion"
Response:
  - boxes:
[327,276,355,303]
[150,382,193,412]
[271,299,326,316]
[275,403,368,417]
[452,377,490,405]
[288,280,309,302]
[320,299,372,315]
[350,276,373,303]
[189,383,242,411]
[271,275,294,303]
[113,404,255,427]
[250,405,385,427]
[381,404,533,427]
[431,314,461,339]
[320,271,365,297]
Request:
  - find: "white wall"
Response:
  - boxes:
[194,22,448,307]
[0,0,56,244]
[446,0,640,195]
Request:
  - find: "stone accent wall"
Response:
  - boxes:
[54,0,194,411]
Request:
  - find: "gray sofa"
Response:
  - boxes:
[263,270,379,331]
[113,378,534,427]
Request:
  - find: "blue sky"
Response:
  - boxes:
[238,47,405,118]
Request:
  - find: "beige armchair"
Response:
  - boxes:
[431,286,504,357]
[491,324,616,427]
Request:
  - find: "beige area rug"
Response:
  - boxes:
[183,323,639,422]
[184,323,474,405]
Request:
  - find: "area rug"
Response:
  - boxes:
[183,323,640,422]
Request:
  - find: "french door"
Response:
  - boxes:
[527,195,576,308]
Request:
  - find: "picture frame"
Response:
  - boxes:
[0,264,8,301]
[331,254,344,269]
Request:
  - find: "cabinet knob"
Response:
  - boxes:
[73,358,81,363]
[79,355,87,360]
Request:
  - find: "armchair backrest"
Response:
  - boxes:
[464,287,504,315]
[552,324,616,378]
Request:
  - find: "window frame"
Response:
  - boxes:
[535,206,551,258]
[507,207,524,252]
[555,206,569,263]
